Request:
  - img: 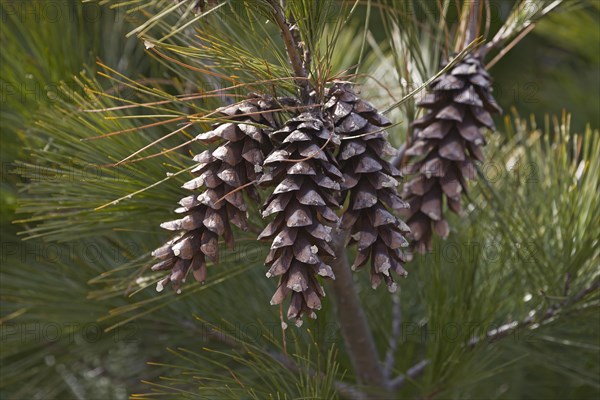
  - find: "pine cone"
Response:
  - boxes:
[258,112,342,325]
[402,55,502,253]
[151,95,280,292]
[325,82,411,292]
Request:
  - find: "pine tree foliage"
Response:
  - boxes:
[2,1,599,399]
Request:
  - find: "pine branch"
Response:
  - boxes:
[328,229,387,389]
[479,0,564,59]
[267,0,311,103]
[268,352,368,400]
[390,143,406,168]
[484,23,536,68]
[469,278,600,347]
[383,289,402,378]
[196,319,365,398]
[389,359,431,390]
[466,0,482,46]
[455,0,481,53]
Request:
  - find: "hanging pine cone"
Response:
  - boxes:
[258,112,342,325]
[325,82,411,292]
[402,54,502,253]
[151,95,280,292]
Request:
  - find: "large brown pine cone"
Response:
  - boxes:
[402,54,502,253]
[325,82,411,292]
[151,95,280,292]
[258,112,342,325]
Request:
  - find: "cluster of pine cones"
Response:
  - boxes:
[151,55,500,324]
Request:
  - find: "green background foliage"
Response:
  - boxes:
[1,1,598,399]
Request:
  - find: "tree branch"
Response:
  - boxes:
[383,288,402,378]
[469,278,600,347]
[455,0,481,54]
[465,0,481,47]
[267,0,310,103]
[391,143,406,168]
[269,352,368,400]
[199,321,367,399]
[483,23,536,68]
[569,278,599,304]
[327,229,387,389]
[389,359,431,390]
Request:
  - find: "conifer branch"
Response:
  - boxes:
[483,23,536,68]
[269,352,368,400]
[466,0,481,48]
[200,322,368,399]
[480,0,563,59]
[389,359,431,390]
[455,0,481,53]
[328,229,387,389]
[383,289,402,378]
[267,0,311,103]
[469,278,600,347]
[390,143,406,168]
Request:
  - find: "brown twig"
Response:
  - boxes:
[195,320,367,399]
[484,23,536,68]
[327,229,387,390]
[383,288,402,378]
[455,0,481,54]
[269,352,369,400]
[469,278,600,347]
[390,143,406,168]
[465,0,481,48]
[267,0,311,103]
[389,359,431,390]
